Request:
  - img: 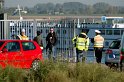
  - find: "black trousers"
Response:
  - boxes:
[76,48,84,62]
[46,44,53,54]
[46,44,56,61]
[94,47,103,63]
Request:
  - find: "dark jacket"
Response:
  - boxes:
[46,32,57,46]
[33,34,43,47]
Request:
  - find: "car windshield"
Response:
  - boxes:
[109,40,120,49]
[0,41,5,47]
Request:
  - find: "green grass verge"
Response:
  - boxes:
[0,61,124,82]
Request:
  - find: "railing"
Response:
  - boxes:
[0,19,76,62]
[0,18,118,62]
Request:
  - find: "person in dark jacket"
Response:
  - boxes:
[33,31,43,49]
[46,28,57,60]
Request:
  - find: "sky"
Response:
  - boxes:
[5,0,124,8]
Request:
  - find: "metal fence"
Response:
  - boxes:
[0,18,107,62]
[0,19,78,61]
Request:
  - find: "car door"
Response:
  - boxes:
[0,41,7,68]
[21,41,37,68]
[0,50,7,68]
[4,41,23,68]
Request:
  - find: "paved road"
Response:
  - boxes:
[86,51,105,64]
[43,50,105,64]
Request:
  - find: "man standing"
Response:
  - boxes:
[93,30,104,63]
[72,29,89,62]
[33,31,43,49]
[46,28,57,60]
[17,28,29,40]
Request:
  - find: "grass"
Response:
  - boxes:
[0,60,124,82]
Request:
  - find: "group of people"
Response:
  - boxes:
[72,29,104,63]
[14,28,57,60]
[14,28,104,63]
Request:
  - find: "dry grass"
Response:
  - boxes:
[0,60,124,82]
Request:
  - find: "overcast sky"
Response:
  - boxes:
[5,0,124,7]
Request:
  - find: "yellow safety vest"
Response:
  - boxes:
[72,32,89,51]
[76,37,87,51]
[85,37,89,51]
[18,35,29,40]
[94,35,104,48]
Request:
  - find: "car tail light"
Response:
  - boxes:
[120,51,124,60]
[120,54,123,60]
[120,51,124,55]
[105,49,112,54]
[120,49,124,60]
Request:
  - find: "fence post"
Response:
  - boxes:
[73,19,77,63]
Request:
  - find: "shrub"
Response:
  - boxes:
[0,61,124,82]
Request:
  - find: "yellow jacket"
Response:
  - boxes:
[72,32,89,51]
[17,35,29,40]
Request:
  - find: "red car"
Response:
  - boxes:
[0,40,43,70]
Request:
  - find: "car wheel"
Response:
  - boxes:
[105,62,119,70]
[110,63,118,70]
[31,59,40,71]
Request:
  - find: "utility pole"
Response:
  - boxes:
[13,4,27,21]
[18,5,23,20]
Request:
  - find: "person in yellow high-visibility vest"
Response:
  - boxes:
[72,29,89,62]
[17,28,29,40]
[93,30,104,63]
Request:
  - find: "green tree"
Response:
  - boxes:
[93,2,110,14]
